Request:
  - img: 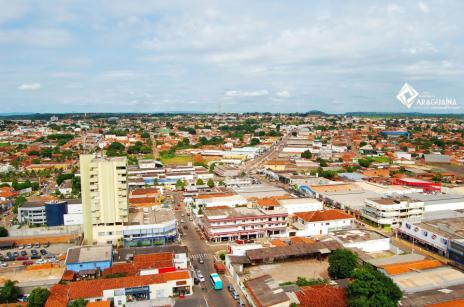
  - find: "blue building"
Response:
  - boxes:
[381,131,410,138]
[45,201,68,227]
[65,245,113,273]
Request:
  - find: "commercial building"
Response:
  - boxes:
[123,207,177,247]
[46,270,192,307]
[398,217,464,263]
[18,201,46,225]
[291,209,354,237]
[362,196,424,228]
[201,206,288,242]
[393,178,441,192]
[80,155,128,244]
[65,245,113,274]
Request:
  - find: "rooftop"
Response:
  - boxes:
[294,210,353,223]
[66,245,112,264]
[203,206,287,220]
[245,275,290,307]
[128,207,175,225]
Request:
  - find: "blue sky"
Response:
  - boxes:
[0,0,463,113]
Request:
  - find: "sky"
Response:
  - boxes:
[0,0,463,114]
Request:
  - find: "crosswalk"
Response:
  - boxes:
[190,253,214,260]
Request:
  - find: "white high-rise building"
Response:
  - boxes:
[80,154,128,244]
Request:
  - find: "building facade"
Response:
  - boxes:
[362,196,424,228]
[201,207,288,242]
[80,155,128,244]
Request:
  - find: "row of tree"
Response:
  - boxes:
[328,249,402,307]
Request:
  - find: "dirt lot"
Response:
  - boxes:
[0,266,65,284]
[245,258,329,284]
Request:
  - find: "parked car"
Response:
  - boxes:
[43,242,50,248]
[31,249,38,255]
[26,243,32,249]
[18,244,25,249]
[232,290,240,300]
[15,256,28,261]
[34,242,40,248]
[13,251,19,258]
[228,285,235,292]
[31,254,41,260]
[0,262,7,267]
[22,260,34,266]
[238,300,245,307]
[198,256,204,264]
[20,250,27,257]
[36,259,47,264]
[40,249,47,255]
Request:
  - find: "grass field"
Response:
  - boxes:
[160,155,194,165]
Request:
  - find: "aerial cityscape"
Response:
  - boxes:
[1,1,464,307]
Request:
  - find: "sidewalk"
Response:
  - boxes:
[392,237,449,263]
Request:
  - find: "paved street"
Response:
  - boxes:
[171,191,239,307]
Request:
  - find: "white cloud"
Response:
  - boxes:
[0,0,29,23]
[419,2,430,13]
[18,83,41,91]
[224,90,269,97]
[275,90,290,98]
[0,28,72,47]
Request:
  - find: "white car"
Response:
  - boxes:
[36,259,47,264]
[0,262,8,267]
[197,271,205,282]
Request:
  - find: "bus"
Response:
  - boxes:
[210,273,223,290]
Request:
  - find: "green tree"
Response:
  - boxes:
[347,265,402,307]
[27,287,50,307]
[0,226,8,237]
[69,299,87,307]
[328,249,358,279]
[207,178,215,188]
[0,280,20,303]
[301,150,312,159]
[196,179,204,186]
[175,179,185,190]
[249,138,260,146]
[106,142,126,156]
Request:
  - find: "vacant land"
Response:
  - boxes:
[245,258,329,284]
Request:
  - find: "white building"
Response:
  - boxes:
[362,196,425,228]
[278,198,323,215]
[291,209,354,237]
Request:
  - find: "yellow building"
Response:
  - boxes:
[80,155,128,244]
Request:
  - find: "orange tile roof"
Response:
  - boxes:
[134,252,173,263]
[45,284,69,307]
[295,285,347,307]
[130,188,159,195]
[87,301,111,307]
[294,210,353,222]
[129,197,159,204]
[425,299,464,307]
[290,237,315,245]
[69,270,190,300]
[381,259,443,276]
[256,197,280,207]
[270,239,287,247]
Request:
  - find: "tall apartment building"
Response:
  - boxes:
[80,155,128,244]
[362,196,424,229]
